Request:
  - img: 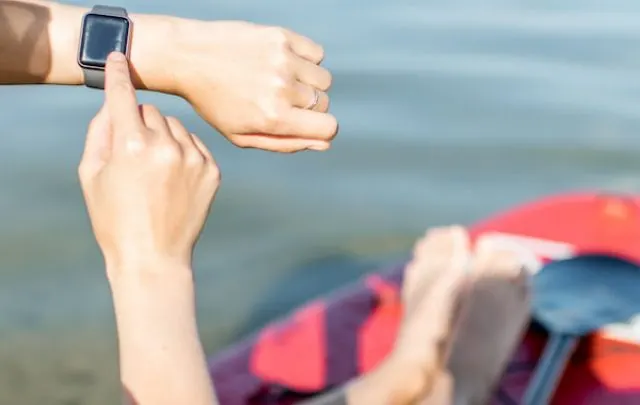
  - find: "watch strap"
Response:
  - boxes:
[82,5,129,89]
[91,5,127,17]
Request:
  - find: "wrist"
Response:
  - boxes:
[107,258,198,343]
[127,13,181,93]
[52,4,179,92]
[46,2,86,85]
[106,255,193,286]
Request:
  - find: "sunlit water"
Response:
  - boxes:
[2,0,640,403]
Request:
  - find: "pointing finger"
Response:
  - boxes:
[104,52,145,142]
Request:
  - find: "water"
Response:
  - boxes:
[3,0,640,403]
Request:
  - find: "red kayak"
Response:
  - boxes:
[207,192,640,404]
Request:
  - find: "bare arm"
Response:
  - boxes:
[0,0,175,89]
[110,265,218,405]
[1,0,338,153]
[79,54,221,405]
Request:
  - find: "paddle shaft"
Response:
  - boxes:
[521,334,578,405]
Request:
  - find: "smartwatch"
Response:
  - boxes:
[77,5,132,89]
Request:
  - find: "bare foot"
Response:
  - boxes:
[387,226,471,402]
[342,226,470,405]
[424,236,531,405]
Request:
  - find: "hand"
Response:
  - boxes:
[165,20,338,153]
[78,52,221,274]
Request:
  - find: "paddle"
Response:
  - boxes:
[521,255,640,405]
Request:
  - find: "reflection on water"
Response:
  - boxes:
[2,0,640,403]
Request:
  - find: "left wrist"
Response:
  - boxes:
[63,5,180,92]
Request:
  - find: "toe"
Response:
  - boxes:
[404,226,470,302]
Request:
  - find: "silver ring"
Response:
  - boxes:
[306,89,320,110]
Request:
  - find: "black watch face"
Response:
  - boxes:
[79,14,130,69]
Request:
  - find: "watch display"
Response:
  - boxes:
[78,14,130,69]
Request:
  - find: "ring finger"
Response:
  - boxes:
[291,81,329,113]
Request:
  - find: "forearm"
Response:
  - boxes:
[0,0,177,90]
[109,263,218,405]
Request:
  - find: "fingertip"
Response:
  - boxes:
[107,51,127,63]
[104,52,131,84]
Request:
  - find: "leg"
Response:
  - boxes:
[423,236,531,405]
[310,226,471,405]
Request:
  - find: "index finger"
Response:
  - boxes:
[285,29,325,64]
[104,52,145,135]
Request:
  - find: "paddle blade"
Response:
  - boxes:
[532,256,640,335]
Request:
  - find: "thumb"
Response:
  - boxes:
[79,104,112,181]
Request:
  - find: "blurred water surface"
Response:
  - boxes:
[2,0,640,403]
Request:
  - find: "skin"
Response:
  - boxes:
[420,231,531,405]
[77,57,529,404]
[441,237,530,405]
[77,96,532,405]
[306,228,531,405]
[0,0,337,152]
[342,227,470,405]
[81,52,428,405]
[79,52,221,405]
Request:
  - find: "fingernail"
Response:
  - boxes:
[108,52,126,62]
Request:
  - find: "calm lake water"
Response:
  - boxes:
[2,0,640,403]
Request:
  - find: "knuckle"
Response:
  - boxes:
[124,137,146,155]
[257,108,284,133]
[77,164,89,182]
[272,76,290,98]
[265,26,290,49]
[166,116,184,129]
[152,142,181,164]
[207,162,221,184]
[269,51,292,79]
[185,152,205,167]
[140,104,160,117]
[87,116,101,132]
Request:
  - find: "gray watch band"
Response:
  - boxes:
[82,5,128,89]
